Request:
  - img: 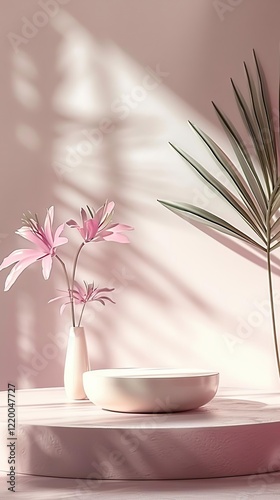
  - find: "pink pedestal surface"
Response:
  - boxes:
[0,387,280,480]
[1,471,280,499]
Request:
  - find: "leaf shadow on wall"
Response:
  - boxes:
[3,2,280,391]
[0,7,229,392]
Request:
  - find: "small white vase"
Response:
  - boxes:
[64,326,90,400]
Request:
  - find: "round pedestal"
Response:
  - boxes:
[1,388,280,479]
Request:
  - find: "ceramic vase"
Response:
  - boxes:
[64,326,90,400]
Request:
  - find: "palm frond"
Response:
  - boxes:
[212,101,268,214]
[231,77,271,196]
[253,50,277,184]
[243,62,274,189]
[169,142,266,244]
[188,121,266,233]
[158,200,265,251]
[159,51,280,377]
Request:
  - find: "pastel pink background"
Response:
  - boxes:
[1,0,280,391]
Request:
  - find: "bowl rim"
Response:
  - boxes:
[83,368,220,380]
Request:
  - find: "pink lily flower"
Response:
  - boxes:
[49,280,115,315]
[0,207,68,291]
[66,201,133,243]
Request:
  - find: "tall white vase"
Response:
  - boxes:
[64,326,90,400]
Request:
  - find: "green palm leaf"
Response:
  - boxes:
[159,51,280,377]
[188,121,266,233]
[271,217,280,239]
[231,78,271,195]
[169,142,266,244]
[253,50,277,184]
[243,62,274,188]
[158,200,265,251]
[212,101,267,214]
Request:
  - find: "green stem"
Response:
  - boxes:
[56,255,75,327]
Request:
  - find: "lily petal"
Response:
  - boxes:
[0,248,45,271]
[44,207,54,244]
[66,202,133,245]
[16,228,49,252]
[60,302,70,315]
[4,254,44,291]
[53,223,68,247]
[107,223,134,232]
[48,295,69,303]
[42,254,53,280]
[93,287,115,294]
[73,280,84,296]
[81,208,87,225]
[84,219,98,241]
[105,201,115,215]
[93,296,116,304]
[66,219,78,228]
[101,232,130,243]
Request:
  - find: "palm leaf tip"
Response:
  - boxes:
[158,199,173,208]
[158,199,264,249]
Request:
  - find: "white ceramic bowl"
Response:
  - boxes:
[83,368,219,413]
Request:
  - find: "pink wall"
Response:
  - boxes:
[1,0,280,391]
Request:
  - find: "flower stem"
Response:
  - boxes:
[72,243,85,288]
[78,303,86,327]
[56,255,75,327]
[71,242,85,326]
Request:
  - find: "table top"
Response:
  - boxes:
[1,471,280,499]
[1,386,280,429]
[1,387,280,489]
